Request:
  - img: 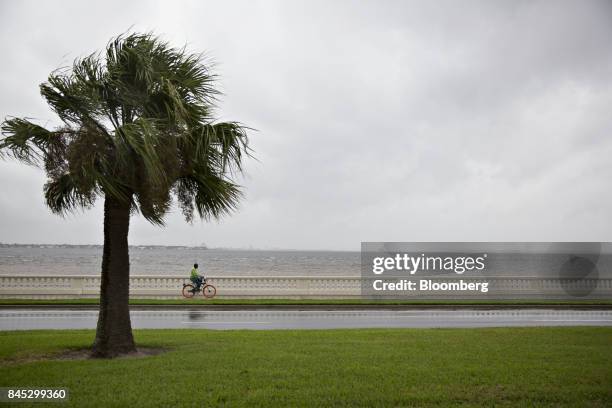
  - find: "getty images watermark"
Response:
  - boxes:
[371,252,490,293]
[360,243,612,300]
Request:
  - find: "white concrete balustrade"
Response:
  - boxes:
[0,275,611,299]
[0,275,362,299]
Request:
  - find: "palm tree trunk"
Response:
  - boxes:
[92,195,136,357]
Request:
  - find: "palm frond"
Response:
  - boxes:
[175,173,242,222]
[184,121,251,175]
[0,118,58,166]
[44,173,96,214]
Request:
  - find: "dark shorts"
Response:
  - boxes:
[191,276,203,287]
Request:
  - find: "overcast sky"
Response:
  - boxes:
[0,0,611,250]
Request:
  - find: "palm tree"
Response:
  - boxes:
[0,33,250,358]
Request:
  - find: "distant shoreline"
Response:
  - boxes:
[0,243,356,252]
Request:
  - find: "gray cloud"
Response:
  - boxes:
[1,0,611,250]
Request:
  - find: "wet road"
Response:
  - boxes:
[1,309,611,330]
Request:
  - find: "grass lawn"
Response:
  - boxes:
[0,328,611,407]
[1,298,611,306]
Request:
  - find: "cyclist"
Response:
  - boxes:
[190,263,204,290]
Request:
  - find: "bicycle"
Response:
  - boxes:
[182,278,217,299]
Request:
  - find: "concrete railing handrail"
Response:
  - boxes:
[0,274,360,280]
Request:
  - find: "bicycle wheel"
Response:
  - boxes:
[182,284,195,298]
[202,284,216,298]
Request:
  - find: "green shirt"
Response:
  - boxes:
[190,268,199,279]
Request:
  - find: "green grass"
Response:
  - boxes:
[1,298,611,306]
[1,328,611,407]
